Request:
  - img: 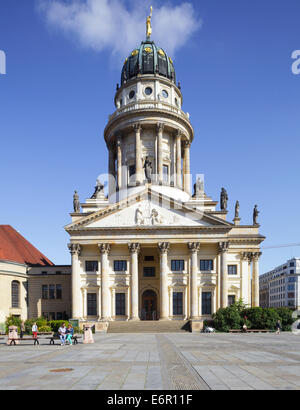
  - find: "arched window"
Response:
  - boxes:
[11,281,20,308]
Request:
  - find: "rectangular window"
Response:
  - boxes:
[228,295,236,306]
[144,256,154,262]
[288,293,295,299]
[116,293,126,316]
[171,260,184,272]
[56,271,62,275]
[200,260,214,271]
[85,261,98,272]
[202,292,212,315]
[114,260,127,272]
[143,267,156,277]
[87,293,97,316]
[56,312,63,320]
[49,285,55,300]
[163,165,169,182]
[49,312,55,320]
[173,292,183,315]
[42,285,48,300]
[228,265,237,275]
[56,284,62,300]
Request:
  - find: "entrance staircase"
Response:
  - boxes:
[107,320,191,333]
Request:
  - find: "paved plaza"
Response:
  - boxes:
[0,332,300,390]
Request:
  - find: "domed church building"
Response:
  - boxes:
[65,12,265,331]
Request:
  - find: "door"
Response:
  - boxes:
[142,290,157,320]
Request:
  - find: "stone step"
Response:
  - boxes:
[107,320,191,333]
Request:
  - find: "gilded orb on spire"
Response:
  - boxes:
[146,6,153,40]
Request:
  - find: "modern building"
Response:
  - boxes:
[0,225,71,330]
[65,15,265,330]
[260,258,300,309]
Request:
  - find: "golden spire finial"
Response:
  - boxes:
[146,6,153,40]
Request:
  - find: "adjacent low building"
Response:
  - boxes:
[259,258,300,309]
[0,225,71,329]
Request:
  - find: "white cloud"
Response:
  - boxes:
[37,0,201,61]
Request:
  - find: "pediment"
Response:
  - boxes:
[65,188,233,231]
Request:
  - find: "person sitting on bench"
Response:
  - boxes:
[242,323,248,333]
[58,323,67,346]
[65,324,74,346]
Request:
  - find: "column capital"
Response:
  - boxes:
[157,122,165,133]
[188,242,200,253]
[133,123,142,133]
[241,252,250,261]
[174,129,182,139]
[218,241,229,254]
[68,243,81,256]
[98,243,111,254]
[252,252,262,261]
[184,139,191,148]
[128,243,141,254]
[158,242,170,254]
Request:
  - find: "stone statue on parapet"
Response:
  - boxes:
[91,180,105,199]
[193,177,204,198]
[235,201,240,219]
[144,157,152,183]
[253,205,259,225]
[73,191,80,213]
[220,187,228,211]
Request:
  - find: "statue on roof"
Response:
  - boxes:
[91,180,105,199]
[220,187,228,211]
[144,157,152,183]
[73,191,80,213]
[253,205,259,225]
[235,201,240,219]
[146,6,153,39]
[193,177,204,198]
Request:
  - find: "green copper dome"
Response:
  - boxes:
[121,41,176,86]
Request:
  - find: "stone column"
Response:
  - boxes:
[241,253,250,306]
[83,288,87,318]
[188,242,200,319]
[128,243,140,321]
[183,140,191,195]
[157,123,164,184]
[158,242,170,320]
[117,137,122,190]
[99,243,111,320]
[175,131,182,188]
[68,243,82,319]
[252,252,261,307]
[219,242,229,308]
[134,124,143,186]
[112,288,116,318]
[108,145,116,197]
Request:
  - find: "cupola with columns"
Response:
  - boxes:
[104,10,194,204]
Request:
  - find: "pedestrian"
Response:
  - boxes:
[276,319,282,335]
[65,324,74,346]
[58,323,67,346]
[32,322,38,339]
[20,321,25,339]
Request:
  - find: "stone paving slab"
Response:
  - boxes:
[0,332,299,390]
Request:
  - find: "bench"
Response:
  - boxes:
[46,335,81,345]
[8,337,39,346]
[229,329,274,334]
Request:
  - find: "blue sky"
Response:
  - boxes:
[0,0,300,272]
